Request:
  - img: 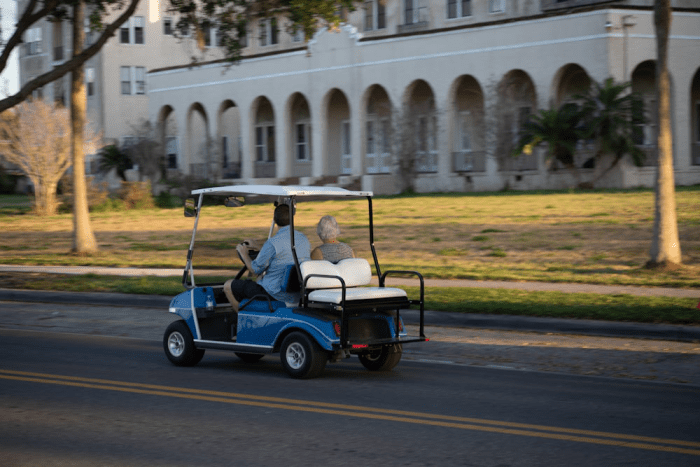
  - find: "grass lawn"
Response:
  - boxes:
[1,186,698,288]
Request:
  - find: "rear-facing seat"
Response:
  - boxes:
[300,258,409,310]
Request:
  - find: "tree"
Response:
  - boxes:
[514,103,586,181]
[168,0,358,62]
[0,99,71,215]
[70,1,97,253]
[123,119,165,187]
[577,78,645,185]
[0,0,140,114]
[647,0,681,267]
[98,145,132,181]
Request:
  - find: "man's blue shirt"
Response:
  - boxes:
[251,225,310,303]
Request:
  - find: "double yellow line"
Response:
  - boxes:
[2,368,699,456]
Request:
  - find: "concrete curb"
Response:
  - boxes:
[2,288,699,342]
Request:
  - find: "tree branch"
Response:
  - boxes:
[0,0,141,113]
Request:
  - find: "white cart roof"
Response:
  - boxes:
[191,185,373,198]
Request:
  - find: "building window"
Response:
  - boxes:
[296,122,310,161]
[489,0,505,14]
[448,0,471,19]
[121,16,145,44]
[366,118,391,173]
[25,27,42,55]
[222,136,230,167]
[120,67,131,95]
[259,18,278,46]
[166,137,178,169]
[364,1,386,31]
[120,66,146,95]
[405,0,427,25]
[85,67,95,96]
[341,120,352,174]
[458,111,472,152]
[164,17,173,35]
[292,26,304,43]
[255,125,275,162]
[416,115,438,172]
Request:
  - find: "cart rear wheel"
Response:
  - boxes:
[163,320,205,366]
[280,332,327,379]
[359,344,402,371]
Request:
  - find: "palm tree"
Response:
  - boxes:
[577,78,645,184]
[648,0,681,267]
[98,145,132,181]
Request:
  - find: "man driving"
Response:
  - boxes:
[224,203,310,311]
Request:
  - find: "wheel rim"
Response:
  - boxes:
[285,342,306,370]
[168,331,185,357]
[364,349,382,362]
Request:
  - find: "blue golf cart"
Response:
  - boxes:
[163,185,427,378]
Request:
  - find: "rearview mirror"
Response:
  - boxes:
[184,198,197,217]
[224,196,245,207]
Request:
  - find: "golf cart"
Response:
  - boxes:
[164,185,427,378]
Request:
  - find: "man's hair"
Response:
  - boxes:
[274,203,291,227]
[317,215,341,241]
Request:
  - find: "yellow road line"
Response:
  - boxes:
[1,369,698,456]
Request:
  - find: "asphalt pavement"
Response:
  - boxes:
[1,264,699,342]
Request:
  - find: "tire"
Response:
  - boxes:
[236,352,264,363]
[358,344,402,371]
[163,320,205,366]
[280,332,327,379]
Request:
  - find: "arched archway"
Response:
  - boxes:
[187,103,210,179]
[631,60,658,166]
[403,79,437,173]
[324,89,351,176]
[553,63,591,106]
[218,100,241,179]
[450,75,485,172]
[158,105,179,173]
[288,92,312,178]
[363,84,392,174]
[251,96,276,178]
[496,70,538,171]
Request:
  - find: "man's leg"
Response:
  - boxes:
[223,279,240,312]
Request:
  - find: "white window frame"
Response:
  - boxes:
[166,136,179,169]
[25,27,42,55]
[366,117,391,174]
[341,120,352,174]
[85,67,95,97]
[404,0,427,25]
[364,1,386,31]
[448,0,472,19]
[295,121,311,161]
[259,18,278,47]
[489,0,505,14]
[163,17,173,35]
[415,115,438,173]
[120,16,145,44]
[120,66,146,95]
[255,124,275,162]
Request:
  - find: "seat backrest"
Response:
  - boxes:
[300,258,372,289]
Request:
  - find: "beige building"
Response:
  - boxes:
[16,0,227,175]
[18,1,700,193]
[147,0,700,193]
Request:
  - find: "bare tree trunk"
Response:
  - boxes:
[647,0,681,267]
[71,2,97,254]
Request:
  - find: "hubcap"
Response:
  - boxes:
[168,331,185,357]
[286,342,306,370]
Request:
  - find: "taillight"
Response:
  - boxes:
[333,321,341,337]
[399,318,404,333]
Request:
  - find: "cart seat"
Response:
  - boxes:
[300,258,407,305]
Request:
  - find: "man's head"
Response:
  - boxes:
[274,203,291,227]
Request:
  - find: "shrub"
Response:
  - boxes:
[155,191,183,209]
[119,181,155,209]
[59,175,110,213]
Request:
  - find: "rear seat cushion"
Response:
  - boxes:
[301,258,407,304]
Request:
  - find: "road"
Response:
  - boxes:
[1,301,699,466]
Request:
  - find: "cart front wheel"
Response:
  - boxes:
[163,320,205,366]
[280,332,327,379]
